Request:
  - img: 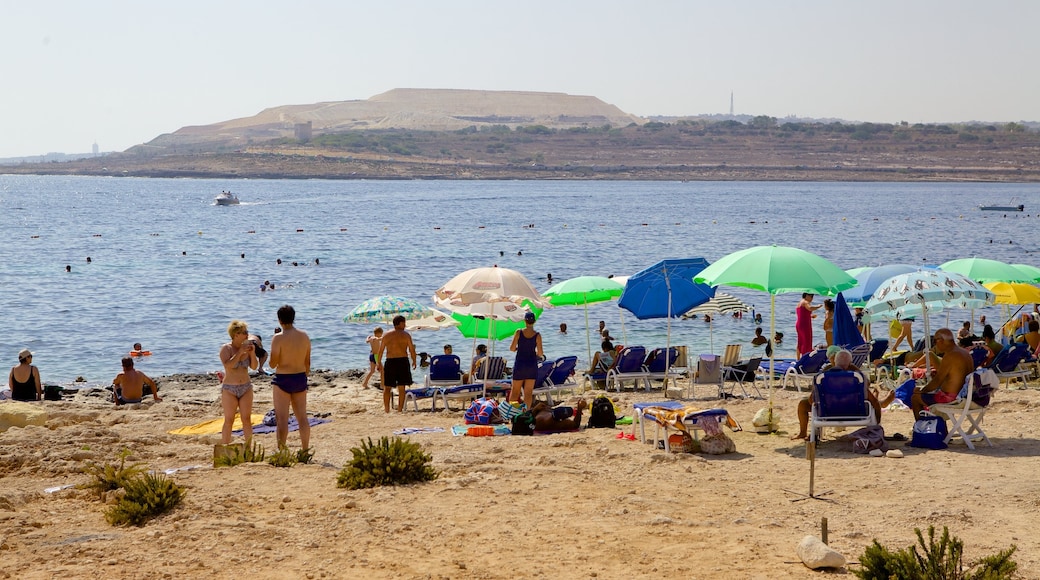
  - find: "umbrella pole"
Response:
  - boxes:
[923,306,932,377]
[769,293,776,428]
[709,318,714,354]
[584,297,592,367]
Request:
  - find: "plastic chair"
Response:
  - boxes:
[605,346,649,392]
[423,354,463,388]
[931,369,998,450]
[809,370,876,443]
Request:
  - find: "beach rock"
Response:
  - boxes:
[797,535,846,570]
[0,403,47,433]
[869,449,884,457]
[887,449,904,458]
[752,407,779,432]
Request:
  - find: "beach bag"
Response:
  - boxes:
[511,410,535,436]
[464,398,497,425]
[668,432,697,453]
[43,384,63,401]
[909,412,948,449]
[889,319,903,339]
[587,396,616,428]
[848,425,888,454]
[894,379,916,408]
[698,417,736,454]
[497,400,525,422]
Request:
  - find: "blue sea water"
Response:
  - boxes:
[1,175,1037,385]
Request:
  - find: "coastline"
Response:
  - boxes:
[2,370,1040,577]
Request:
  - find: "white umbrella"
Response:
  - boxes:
[406,307,461,331]
[681,292,752,353]
[435,266,552,308]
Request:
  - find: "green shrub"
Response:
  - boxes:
[214,441,266,468]
[337,436,437,490]
[296,447,315,465]
[79,449,147,499]
[854,525,1017,580]
[104,473,185,526]
[267,446,299,468]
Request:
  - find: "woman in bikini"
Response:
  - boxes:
[220,320,258,444]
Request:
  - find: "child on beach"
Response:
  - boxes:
[362,327,383,389]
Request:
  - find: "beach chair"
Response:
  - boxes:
[721,356,763,399]
[403,387,441,412]
[968,345,989,369]
[423,354,463,388]
[721,344,742,367]
[531,360,563,404]
[632,401,740,451]
[809,370,876,444]
[436,383,486,411]
[930,368,998,450]
[545,356,579,397]
[690,354,723,399]
[848,343,871,368]
[772,349,828,392]
[988,343,1031,388]
[868,339,889,363]
[605,346,649,392]
[474,356,509,397]
[643,347,683,391]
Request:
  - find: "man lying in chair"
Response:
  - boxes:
[909,328,974,421]
[790,348,883,440]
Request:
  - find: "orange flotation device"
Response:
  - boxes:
[130,350,152,357]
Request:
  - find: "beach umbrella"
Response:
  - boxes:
[695,245,856,423]
[1011,264,1040,283]
[680,292,752,353]
[840,264,919,305]
[939,257,1036,284]
[405,307,461,331]
[831,292,865,349]
[863,269,995,375]
[983,282,1040,306]
[344,295,435,323]
[440,300,543,341]
[543,275,625,363]
[619,258,716,386]
[434,266,552,308]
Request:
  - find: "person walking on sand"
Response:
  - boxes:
[112,356,162,406]
[269,305,312,449]
[362,327,383,389]
[9,349,42,401]
[377,315,417,413]
[796,293,822,358]
[509,311,544,408]
[219,320,257,444]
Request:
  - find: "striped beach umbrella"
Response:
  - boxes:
[344,295,434,324]
[681,292,752,353]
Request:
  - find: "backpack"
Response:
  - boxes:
[464,398,497,425]
[511,410,535,435]
[587,396,616,428]
[909,412,948,449]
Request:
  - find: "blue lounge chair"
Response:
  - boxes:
[534,356,579,403]
[643,347,683,390]
[768,349,828,392]
[424,354,463,388]
[809,370,875,444]
[605,346,649,392]
[988,343,1031,387]
[530,360,562,403]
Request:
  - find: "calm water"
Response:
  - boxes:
[2,175,1038,385]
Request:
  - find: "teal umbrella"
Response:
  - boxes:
[695,245,856,423]
[544,275,624,363]
[1011,264,1040,282]
[939,257,1036,283]
[344,295,434,323]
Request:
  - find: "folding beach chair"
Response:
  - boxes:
[691,354,722,399]
[722,356,763,399]
[772,349,828,392]
[809,370,875,444]
[930,368,998,450]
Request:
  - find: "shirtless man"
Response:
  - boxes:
[532,399,587,432]
[112,357,161,405]
[910,327,974,420]
[377,315,417,413]
[361,327,383,389]
[269,305,312,449]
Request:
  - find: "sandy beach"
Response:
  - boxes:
[1,370,1038,579]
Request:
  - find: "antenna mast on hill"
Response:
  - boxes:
[730,91,734,116]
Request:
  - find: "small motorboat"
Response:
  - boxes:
[214,190,240,206]
[979,204,1024,212]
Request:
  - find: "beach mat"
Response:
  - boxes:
[393,427,446,436]
[240,416,330,435]
[169,414,266,435]
[451,424,512,437]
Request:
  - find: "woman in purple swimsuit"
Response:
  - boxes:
[219,320,257,444]
[508,311,544,408]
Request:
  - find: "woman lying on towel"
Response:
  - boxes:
[532,399,587,432]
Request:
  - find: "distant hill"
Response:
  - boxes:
[134,89,645,153]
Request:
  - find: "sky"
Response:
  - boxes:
[1,0,1038,158]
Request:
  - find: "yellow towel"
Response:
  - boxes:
[641,406,740,432]
[168,414,266,435]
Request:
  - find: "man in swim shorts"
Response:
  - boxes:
[910,328,974,420]
[269,304,312,449]
[112,356,161,405]
[377,315,417,413]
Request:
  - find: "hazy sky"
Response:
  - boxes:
[2,0,1037,158]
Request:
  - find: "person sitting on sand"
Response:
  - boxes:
[790,349,885,441]
[751,327,768,346]
[531,399,587,432]
[587,340,616,375]
[112,356,161,405]
[362,327,383,389]
[909,328,974,421]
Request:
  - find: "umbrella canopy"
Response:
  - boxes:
[983,282,1040,305]
[435,299,542,341]
[680,292,752,353]
[939,257,1036,283]
[434,266,551,308]
[453,313,527,341]
[840,264,919,305]
[544,275,625,363]
[344,295,435,323]
[405,308,461,331]
[1011,264,1040,283]
[695,245,856,420]
[863,270,995,374]
[832,292,865,349]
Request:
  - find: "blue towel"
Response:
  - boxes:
[233,416,330,435]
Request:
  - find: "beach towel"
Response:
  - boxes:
[168,414,266,435]
[241,416,331,435]
[639,405,741,432]
[450,424,512,437]
[393,427,446,436]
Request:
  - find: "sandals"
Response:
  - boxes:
[885,432,908,442]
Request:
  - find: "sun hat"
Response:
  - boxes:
[18,348,32,361]
[826,345,841,358]
[524,312,536,323]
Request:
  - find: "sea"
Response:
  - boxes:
[2,175,1037,386]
